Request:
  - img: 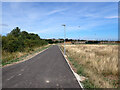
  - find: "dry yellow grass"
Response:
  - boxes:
[2,44,50,65]
[63,44,118,88]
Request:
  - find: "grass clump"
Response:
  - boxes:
[83,79,97,88]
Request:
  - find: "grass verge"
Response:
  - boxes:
[2,45,51,66]
[60,46,96,88]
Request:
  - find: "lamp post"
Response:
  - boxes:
[62,24,66,56]
[61,25,80,55]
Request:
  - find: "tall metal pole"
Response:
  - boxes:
[62,24,66,55]
[64,25,66,55]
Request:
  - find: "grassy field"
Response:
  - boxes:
[60,44,118,88]
[2,45,51,66]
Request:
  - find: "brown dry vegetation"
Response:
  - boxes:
[2,45,50,66]
[62,44,118,88]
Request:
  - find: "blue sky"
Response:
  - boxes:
[1,2,118,40]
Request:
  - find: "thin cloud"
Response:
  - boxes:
[46,8,68,16]
[0,24,8,27]
[105,16,118,19]
[2,2,118,39]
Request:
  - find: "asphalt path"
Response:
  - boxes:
[2,45,81,88]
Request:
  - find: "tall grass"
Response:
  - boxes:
[62,44,118,88]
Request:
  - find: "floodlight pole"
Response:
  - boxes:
[62,24,66,56]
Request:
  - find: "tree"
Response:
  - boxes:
[2,35,19,52]
[9,27,21,37]
[0,35,2,48]
[2,27,48,52]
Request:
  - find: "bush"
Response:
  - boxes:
[2,27,48,53]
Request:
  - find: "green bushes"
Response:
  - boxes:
[2,27,48,53]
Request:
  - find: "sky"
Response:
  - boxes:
[1,2,118,40]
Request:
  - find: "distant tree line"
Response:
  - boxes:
[2,27,48,52]
[45,39,64,44]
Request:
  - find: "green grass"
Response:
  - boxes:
[68,57,86,76]
[69,57,97,88]
[2,45,51,66]
[82,79,97,88]
[68,56,97,88]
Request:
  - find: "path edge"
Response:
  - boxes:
[58,45,84,89]
[3,45,52,68]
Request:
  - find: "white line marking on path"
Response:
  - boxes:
[17,73,22,76]
[7,75,15,81]
[46,80,50,83]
